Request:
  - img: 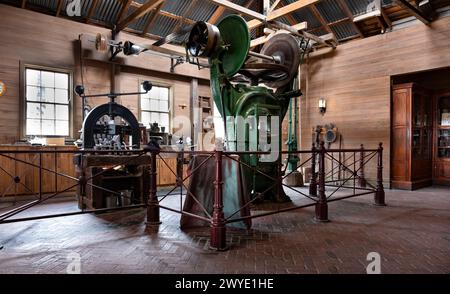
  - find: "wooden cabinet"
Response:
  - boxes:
[157,157,177,186]
[433,93,450,185]
[392,83,433,190]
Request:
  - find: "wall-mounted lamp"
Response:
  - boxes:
[319,97,326,115]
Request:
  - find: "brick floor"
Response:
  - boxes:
[0,186,449,274]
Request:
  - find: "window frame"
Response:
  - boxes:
[138,80,172,132]
[20,63,74,139]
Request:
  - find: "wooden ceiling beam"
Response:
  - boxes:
[336,0,363,38]
[159,10,195,24]
[154,0,198,46]
[269,20,336,48]
[208,6,226,24]
[270,0,282,12]
[116,0,165,33]
[130,2,195,24]
[141,2,164,35]
[277,0,301,26]
[393,0,431,24]
[309,4,337,42]
[380,8,392,30]
[56,0,64,17]
[250,21,307,48]
[263,0,270,15]
[310,4,331,33]
[86,0,99,23]
[249,0,318,30]
[117,0,133,23]
[267,0,318,21]
[208,0,266,20]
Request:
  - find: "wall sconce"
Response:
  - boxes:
[319,97,326,115]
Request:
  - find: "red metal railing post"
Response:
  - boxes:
[309,143,317,197]
[146,150,161,225]
[210,149,227,250]
[375,143,386,206]
[77,155,86,209]
[358,144,367,188]
[39,153,43,200]
[315,141,329,222]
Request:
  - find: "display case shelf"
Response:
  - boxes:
[433,94,450,184]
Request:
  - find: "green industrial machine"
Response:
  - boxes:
[186,15,302,202]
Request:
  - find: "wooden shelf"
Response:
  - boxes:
[434,93,450,184]
[437,125,450,129]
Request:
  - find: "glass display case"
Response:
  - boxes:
[437,129,450,158]
[437,96,450,159]
[411,93,432,159]
[392,83,433,189]
[433,95,450,185]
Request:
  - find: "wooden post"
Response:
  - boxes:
[375,143,386,206]
[210,150,227,250]
[359,144,367,188]
[315,141,329,222]
[309,143,317,196]
[146,150,161,225]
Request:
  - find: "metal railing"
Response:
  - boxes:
[147,142,386,250]
[0,143,386,251]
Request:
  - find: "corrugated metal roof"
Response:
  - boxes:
[8,0,434,46]
[216,9,233,23]
[311,27,329,36]
[128,8,152,31]
[91,0,122,25]
[189,0,217,21]
[330,21,358,40]
[292,8,322,28]
[148,14,178,38]
[316,0,347,23]
[277,16,292,25]
[345,0,373,16]
[161,0,191,16]
[345,0,394,16]
[27,0,59,11]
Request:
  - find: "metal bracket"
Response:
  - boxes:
[184,46,211,70]
[109,42,123,61]
[170,57,184,73]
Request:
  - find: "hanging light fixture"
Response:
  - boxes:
[319,97,327,114]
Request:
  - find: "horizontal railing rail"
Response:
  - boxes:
[0,142,386,251]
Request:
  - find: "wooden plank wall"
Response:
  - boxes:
[300,15,450,185]
[0,4,211,144]
[0,145,178,196]
[0,146,78,196]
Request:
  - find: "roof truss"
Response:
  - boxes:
[12,0,446,47]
